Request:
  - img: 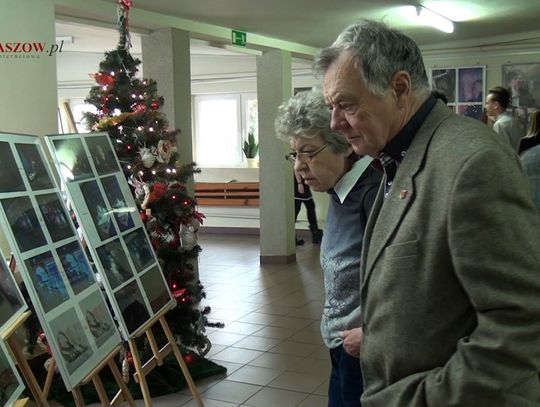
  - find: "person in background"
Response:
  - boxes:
[293,173,323,245]
[485,86,525,152]
[275,88,381,406]
[519,110,540,154]
[316,19,540,406]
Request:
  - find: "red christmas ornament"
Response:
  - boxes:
[118,0,133,8]
[94,72,115,87]
[183,352,194,365]
[172,287,187,299]
[132,103,147,114]
[150,100,160,110]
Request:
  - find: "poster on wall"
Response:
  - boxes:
[430,66,486,120]
[0,132,122,391]
[46,132,174,339]
[502,63,540,109]
[0,255,27,334]
[0,340,25,406]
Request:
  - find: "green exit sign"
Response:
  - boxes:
[232,30,247,47]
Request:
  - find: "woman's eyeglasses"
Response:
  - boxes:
[285,144,329,164]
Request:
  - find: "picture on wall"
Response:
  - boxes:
[0,257,27,333]
[0,142,25,193]
[86,135,121,175]
[0,341,25,406]
[101,175,135,232]
[96,238,134,289]
[140,266,172,313]
[124,228,155,273]
[430,66,486,120]
[0,132,122,391]
[502,63,540,108]
[15,143,54,191]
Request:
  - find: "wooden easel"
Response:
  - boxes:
[127,302,203,407]
[1,311,50,406]
[70,345,136,407]
[1,311,136,407]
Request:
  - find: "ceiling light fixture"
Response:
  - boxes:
[416,5,454,34]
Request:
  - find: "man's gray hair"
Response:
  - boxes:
[314,19,430,97]
[274,88,350,153]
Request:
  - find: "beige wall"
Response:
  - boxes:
[0,0,58,258]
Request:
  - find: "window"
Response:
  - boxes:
[194,93,258,167]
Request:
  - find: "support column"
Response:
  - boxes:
[0,0,58,257]
[141,28,194,194]
[257,49,295,264]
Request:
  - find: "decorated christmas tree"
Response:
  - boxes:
[83,0,221,354]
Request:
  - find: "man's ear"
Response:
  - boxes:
[391,71,412,107]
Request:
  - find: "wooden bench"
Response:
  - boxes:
[194,182,259,207]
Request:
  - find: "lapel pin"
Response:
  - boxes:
[399,189,408,199]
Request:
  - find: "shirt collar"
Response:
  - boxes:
[332,155,373,204]
[383,95,437,162]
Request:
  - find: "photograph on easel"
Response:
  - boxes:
[0,340,25,406]
[15,143,55,191]
[0,132,122,391]
[46,132,174,339]
[80,290,117,348]
[0,142,25,194]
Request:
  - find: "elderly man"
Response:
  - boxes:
[485,86,525,152]
[315,19,540,407]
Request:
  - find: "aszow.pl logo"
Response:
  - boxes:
[0,40,65,59]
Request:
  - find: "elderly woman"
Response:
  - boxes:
[275,88,381,407]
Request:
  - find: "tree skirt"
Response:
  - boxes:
[44,353,226,406]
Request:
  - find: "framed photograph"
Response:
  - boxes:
[430,66,486,121]
[49,309,92,375]
[51,138,93,181]
[0,258,27,334]
[101,175,135,232]
[502,63,540,108]
[24,251,69,313]
[85,135,120,176]
[80,291,117,348]
[36,193,74,243]
[79,180,117,241]
[1,196,47,253]
[0,341,25,406]
[56,242,94,295]
[114,280,150,335]
[0,142,25,194]
[15,143,54,191]
[431,68,456,103]
[96,239,134,289]
[0,132,122,391]
[124,228,155,273]
[140,266,172,313]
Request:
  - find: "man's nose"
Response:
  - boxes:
[330,108,345,131]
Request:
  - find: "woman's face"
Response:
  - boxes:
[289,134,352,192]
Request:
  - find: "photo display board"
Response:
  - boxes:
[0,340,25,406]
[46,133,174,339]
[0,256,27,335]
[0,132,121,391]
[430,66,486,121]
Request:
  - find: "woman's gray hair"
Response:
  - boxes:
[314,19,430,97]
[274,88,350,153]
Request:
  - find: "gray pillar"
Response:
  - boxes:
[257,49,295,264]
[141,28,194,194]
[0,0,57,258]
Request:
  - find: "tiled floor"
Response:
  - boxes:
[45,232,329,406]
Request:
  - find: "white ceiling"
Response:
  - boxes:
[55,0,540,56]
